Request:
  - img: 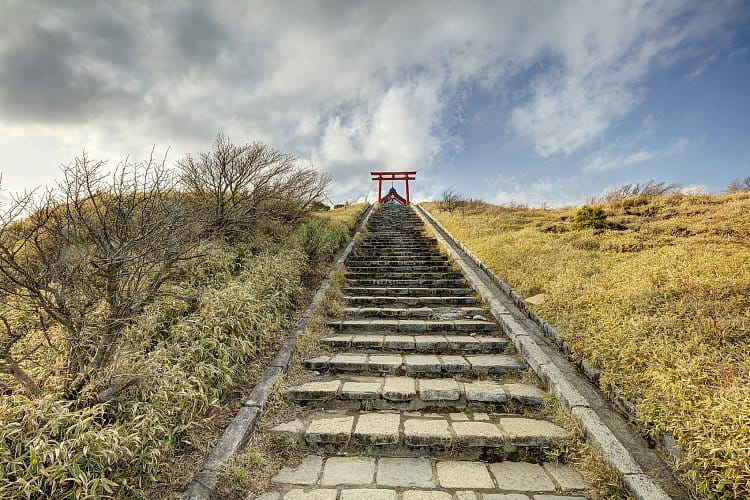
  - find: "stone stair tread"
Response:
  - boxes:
[286,376,545,409]
[303,353,526,376]
[321,334,508,353]
[345,296,480,306]
[269,410,570,456]
[253,205,594,498]
[343,306,486,319]
[266,454,588,495]
[342,287,475,296]
[327,319,496,333]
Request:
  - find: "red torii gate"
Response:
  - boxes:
[371,171,416,205]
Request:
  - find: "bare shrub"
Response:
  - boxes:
[601,180,681,208]
[438,186,465,211]
[726,176,750,193]
[0,152,199,399]
[177,134,331,239]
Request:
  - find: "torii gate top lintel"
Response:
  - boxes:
[371,171,416,205]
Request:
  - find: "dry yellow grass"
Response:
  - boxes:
[424,193,750,499]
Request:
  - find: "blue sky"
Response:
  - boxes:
[0,1,748,205]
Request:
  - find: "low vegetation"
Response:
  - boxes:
[424,188,750,499]
[0,134,365,498]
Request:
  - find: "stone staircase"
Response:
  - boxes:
[259,205,590,499]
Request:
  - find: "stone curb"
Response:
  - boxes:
[181,205,374,500]
[414,204,673,500]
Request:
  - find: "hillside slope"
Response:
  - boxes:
[424,193,750,499]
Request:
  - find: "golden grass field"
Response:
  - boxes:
[424,193,750,499]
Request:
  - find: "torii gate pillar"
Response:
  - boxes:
[371,171,416,205]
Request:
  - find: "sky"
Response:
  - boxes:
[0,0,748,206]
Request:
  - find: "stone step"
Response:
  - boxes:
[327,319,497,333]
[346,278,468,287]
[321,334,508,353]
[303,353,526,377]
[346,259,450,266]
[346,266,456,273]
[341,287,475,297]
[349,254,445,260]
[266,455,589,498]
[346,271,465,280]
[345,296,480,306]
[351,249,442,255]
[285,376,544,411]
[342,306,484,319]
[270,410,570,460]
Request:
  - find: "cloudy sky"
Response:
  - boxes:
[0,0,748,205]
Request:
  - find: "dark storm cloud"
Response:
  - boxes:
[160,2,231,65]
[0,1,233,125]
[0,2,143,122]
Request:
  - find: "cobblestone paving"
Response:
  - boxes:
[258,205,592,499]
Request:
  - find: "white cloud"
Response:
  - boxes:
[494,175,582,207]
[509,2,737,157]
[0,1,743,201]
[681,184,707,195]
[582,138,689,173]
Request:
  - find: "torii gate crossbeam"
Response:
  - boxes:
[371,171,416,205]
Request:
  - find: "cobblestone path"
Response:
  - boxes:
[258,204,592,499]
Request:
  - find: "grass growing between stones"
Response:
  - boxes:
[0,205,366,499]
[215,283,344,498]
[424,192,750,499]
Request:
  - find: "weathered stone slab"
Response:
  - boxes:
[403,418,452,446]
[369,355,402,373]
[320,456,376,486]
[382,376,417,401]
[498,418,569,446]
[329,354,368,371]
[404,355,442,374]
[440,355,470,372]
[466,355,526,374]
[376,457,435,488]
[435,461,494,489]
[418,379,460,401]
[532,496,587,500]
[402,491,452,500]
[351,335,385,348]
[489,461,555,491]
[305,416,354,444]
[454,319,496,332]
[383,335,415,350]
[464,381,508,403]
[448,335,481,350]
[320,335,352,348]
[270,419,305,439]
[272,455,323,485]
[414,335,448,350]
[400,319,428,332]
[452,421,506,446]
[282,489,337,500]
[287,381,341,400]
[305,355,331,370]
[340,381,382,400]
[340,489,396,500]
[353,413,400,444]
[503,383,546,404]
